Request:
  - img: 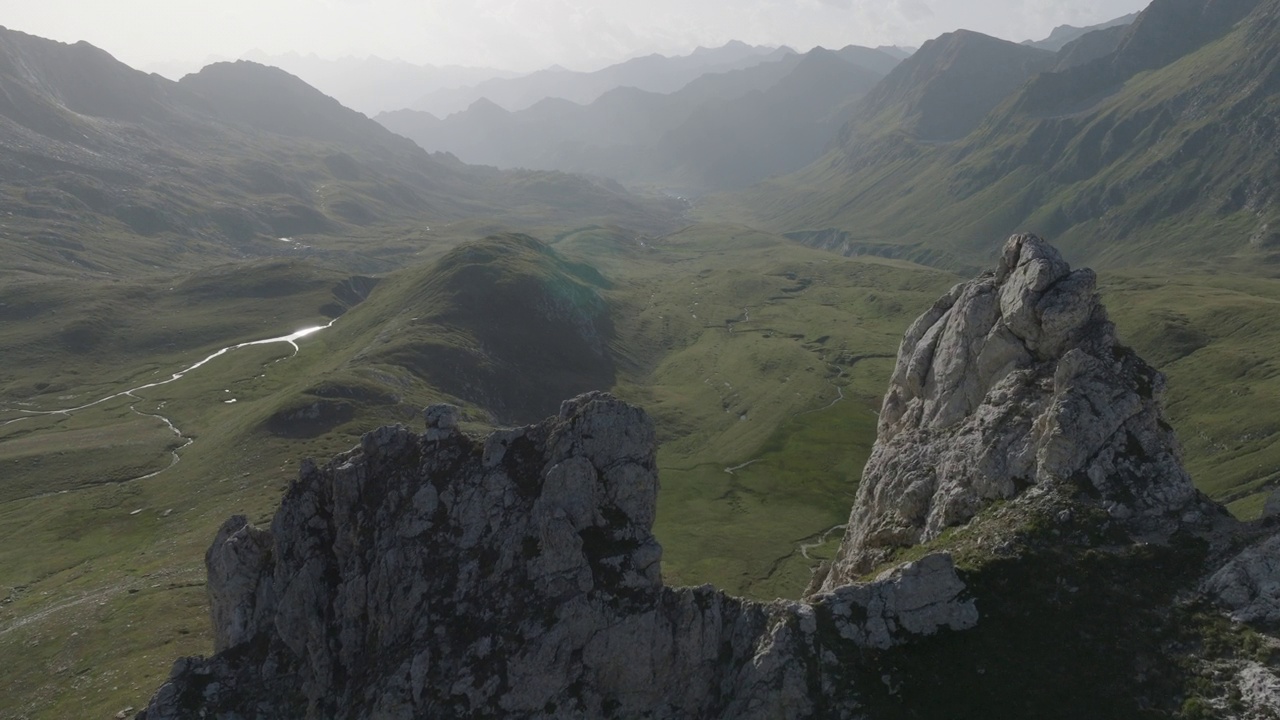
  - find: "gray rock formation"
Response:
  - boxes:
[817,234,1204,589]
[1263,488,1280,519]
[1205,533,1280,626]
[138,393,976,720]
[1231,662,1280,717]
[137,235,1277,719]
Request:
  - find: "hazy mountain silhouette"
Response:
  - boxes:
[379,45,900,193]
[0,27,680,278]
[723,0,1280,269]
[842,30,1055,144]
[409,41,792,116]
[239,51,519,116]
[1050,22,1134,71]
[1023,12,1140,51]
[179,61,429,155]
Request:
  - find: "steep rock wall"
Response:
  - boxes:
[818,234,1206,589]
[137,235,1279,719]
[138,395,975,719]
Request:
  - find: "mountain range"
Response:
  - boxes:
[408,40,790,117]
[717,0,1279,270]
[238,51,520,116]
[1023,11,1140,51]
[0,26,681,280]
[379,45,902,194]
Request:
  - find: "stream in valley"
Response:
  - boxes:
[0,319,337,487]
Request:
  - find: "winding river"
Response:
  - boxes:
[1,318,336,487]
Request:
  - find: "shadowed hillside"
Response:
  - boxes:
[712,0,1280,271]
[0,28,682,281]
[379,45,900,194]
[335,234,617,424]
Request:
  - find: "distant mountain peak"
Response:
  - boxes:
[1023,11,1140,51]
[409,40,793,116]
[177,60,424,154]
[690,40,772,58]
[465,96,509,114]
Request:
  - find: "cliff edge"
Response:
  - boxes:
[816,233,1211,589]
[138,394,975,719]
[139,235,1280,719]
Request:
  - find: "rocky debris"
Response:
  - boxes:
[818,234,1207,589]
[812,553,977,650]
[1264,489,1280,519]
[138,393,976,720]
[1204,533,1280,626]
[422,403,458,441]
[1233,662,1280,717]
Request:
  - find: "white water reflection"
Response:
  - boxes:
[3,318,337,426]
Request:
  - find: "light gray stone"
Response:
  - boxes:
[139,392,977,720]
[1205,534,1280,625]
[819,234,1202,588]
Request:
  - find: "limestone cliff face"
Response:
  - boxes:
[138,394,976,720]
[138,236,1279,719]
[818,234,1206,589]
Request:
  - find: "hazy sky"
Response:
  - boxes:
[7,0,1152,74]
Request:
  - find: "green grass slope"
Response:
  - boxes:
[0,27,684,283]
[318,233,619,425]
[706,0,1280,271]
[1104,272,1280,519]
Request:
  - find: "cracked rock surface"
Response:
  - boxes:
[819,234,1205,589]
[138,393,975,720]
[1205,533,1280,626]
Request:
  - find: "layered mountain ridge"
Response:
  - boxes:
[409,41,791,117]
[378,44,899,193]
[137,237,1280,718]
[720,0,1280,271]
[234,51,520,116]
[0,26,681,280]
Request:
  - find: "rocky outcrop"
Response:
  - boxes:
[1205,533,1280,626]
[138,393,976,720]
[138,235,1276,719]
[817,234,1206,589]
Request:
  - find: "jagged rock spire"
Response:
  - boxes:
[816,234,1200,590]
[139,393,976,719]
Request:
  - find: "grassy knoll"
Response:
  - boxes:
[1103,271,1280,518]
